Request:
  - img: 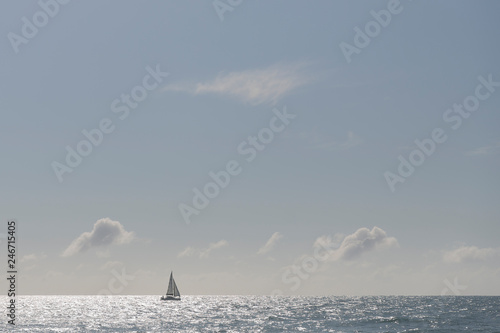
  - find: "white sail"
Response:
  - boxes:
[166,272,175,296]
[173,280,180,297]
[164,271,180,299]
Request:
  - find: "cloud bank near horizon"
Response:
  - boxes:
[314,226,398,261]
[443,245,500,263]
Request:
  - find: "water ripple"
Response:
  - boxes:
[1,295,498,332]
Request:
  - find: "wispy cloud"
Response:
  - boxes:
[62,218,135,257]
[20,253,47,263]
[200,240,229,258]
[163,62,313,105]
[258,232,283,255]
[443,246,500,263]
[465,142,500,156]
[178,247,196,258]
[178,240,229,259]
[300,130,363,151]
[314,227,398,261]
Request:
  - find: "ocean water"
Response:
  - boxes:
[2,296,499,332]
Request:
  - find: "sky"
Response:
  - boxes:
[1,0,499,296]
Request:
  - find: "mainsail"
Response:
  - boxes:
[166,271,180,298]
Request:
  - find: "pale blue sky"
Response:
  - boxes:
[1,1,499,295]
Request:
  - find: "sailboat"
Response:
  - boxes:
[160,271,181,301]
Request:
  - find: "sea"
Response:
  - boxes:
[2,296,499,332]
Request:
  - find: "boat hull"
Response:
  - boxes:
[160,296,181,301]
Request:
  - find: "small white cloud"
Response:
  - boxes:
[315,227,398,261]
[443,246,500,263]
[179,240,229,259]
[200,240,228,258]
[62,218,135,257]
[163,62,313,105]
[258,232,283,255]
[20,253,47,263]
[465,142,500,156]
[178,247,196,258]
